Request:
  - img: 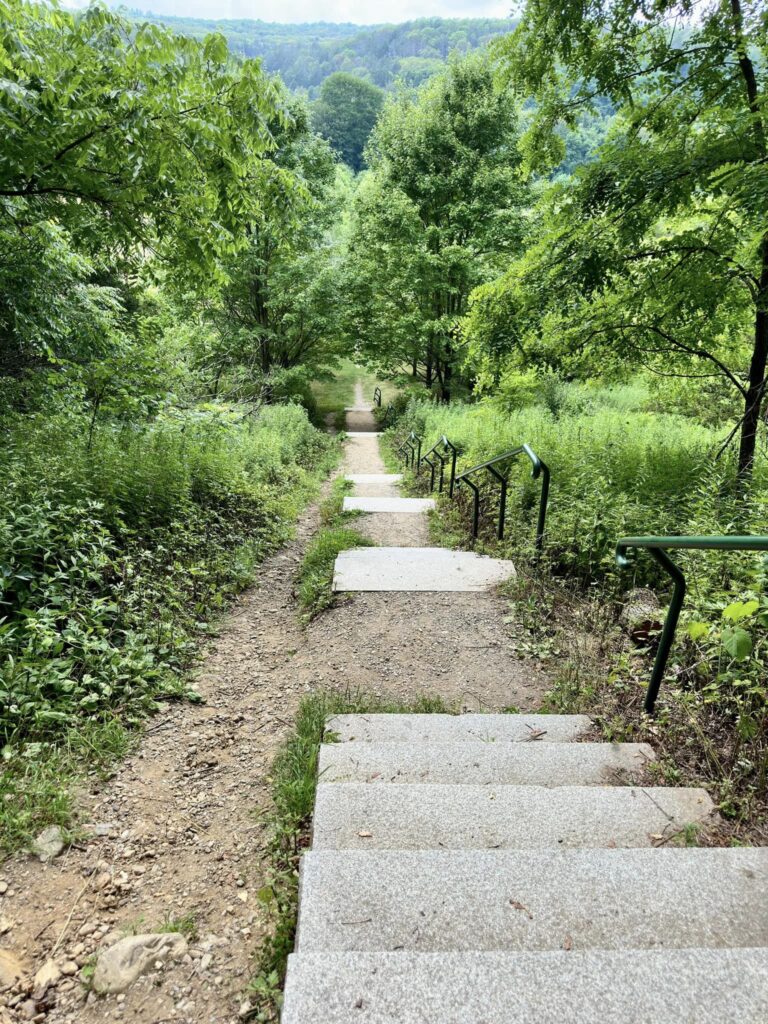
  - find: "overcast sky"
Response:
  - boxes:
[123,0,513,25]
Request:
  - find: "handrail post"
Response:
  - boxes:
[498,478,507,539]
[462,479,480,540]
[438,455,445,493]
[645,548,686,716]
[535,461,550,553]
[448,446,457,498]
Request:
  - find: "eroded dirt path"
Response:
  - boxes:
[1,384,552,1023]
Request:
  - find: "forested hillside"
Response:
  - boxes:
[124,12,515,92]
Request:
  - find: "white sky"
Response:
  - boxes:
[122,0,513,24]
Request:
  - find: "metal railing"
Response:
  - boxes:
[373,387,382,407]
[455,445,550,548]
[615,535,768,715]
[397,431,422,470]
[420,435,458,497]
[382,402,395,425]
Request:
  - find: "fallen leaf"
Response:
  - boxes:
[563,934,573,951]
[358,831,373,838]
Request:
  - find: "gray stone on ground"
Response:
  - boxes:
[342,497,435,513]
[333,547,515,592]
[281,948,768,1023]
[326,713,592,744]
[91,932,188,994]
[0,948,26,987]
[32,825,65,862]
[295,847,768,953]
[317,740,654,786]
[311,783,715,850]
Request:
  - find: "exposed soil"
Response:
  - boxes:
[0,385,552,1023]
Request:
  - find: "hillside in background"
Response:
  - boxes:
[125,13,515,92]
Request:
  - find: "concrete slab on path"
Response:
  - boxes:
[295,847,768,953]
[311,782,715,850]
[345,474,403,483]
[332,546,515,592]
[316,740,654,786]
[282,948,768,1023]
[325,714,592,744]
[342,497,435,514]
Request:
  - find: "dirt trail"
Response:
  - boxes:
[0,383,552,1024]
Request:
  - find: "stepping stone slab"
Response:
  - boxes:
[333,547,515,592]
[281,948,768,1023]
[343,431,380,436]
[326,713,592,744]
[317,740,654,786]
[342,497,435,513]
[311,783,714,850]
[345,474,403,483]
[296,847,768,952]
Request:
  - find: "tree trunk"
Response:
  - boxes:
[737,235,768,479]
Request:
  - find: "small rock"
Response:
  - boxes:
[60,961,78,977]
[78,922,97,937]
[0,881,7,895]
[91,933,188,994]
[32,826,65,863]
[18,999,38,1021]
[33,959,60,992]
[239,1000,252,1019]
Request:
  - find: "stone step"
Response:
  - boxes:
[332,546,515,592]
[342,497,435,513]
[281,948,768,1023]
[345,474,403,483]
[317,740,654,786]
[326,713,592,744]
[295,847,768,953]
[343,431,380,436]
[311,783,714,850]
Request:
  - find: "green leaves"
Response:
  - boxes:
[721,627,753,663]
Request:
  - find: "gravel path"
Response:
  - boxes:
[0,384,552,1023]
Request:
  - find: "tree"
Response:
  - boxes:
[0,2,281,275]
[345,54,528,400]
[312,73,384,172]
[489,0,767,481]
[204,100,346,402]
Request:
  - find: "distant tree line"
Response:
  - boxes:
[125,13,515,93]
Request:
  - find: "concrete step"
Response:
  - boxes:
[332,546,515,592]
[345,474,403,483]
[342,497,435,513]
[296,847,768,953]
[311,783,714,850]
[281,948,768,1023]
[317,741,654,786]
[326,713,592,744]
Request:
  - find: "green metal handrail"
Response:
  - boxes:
[615,535,768,715]
[373,387,382,407]
[455,444,550,549]
[420,435,458,497]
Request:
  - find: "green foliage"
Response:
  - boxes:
[312,73,384,172]
[345,54,528,399]
[0,404,337,749]
[484,0,768,480]
[0,1,280,292]
[297,525,373,620]
[204,95,347,402]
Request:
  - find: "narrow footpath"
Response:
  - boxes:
[0,382,552,1024]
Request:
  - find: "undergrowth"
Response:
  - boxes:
[248,688,451,1022]
[296,477,373,620]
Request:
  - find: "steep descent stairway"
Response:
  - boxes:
[281,392,768,1022]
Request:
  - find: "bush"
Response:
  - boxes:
[0,403,338,746]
